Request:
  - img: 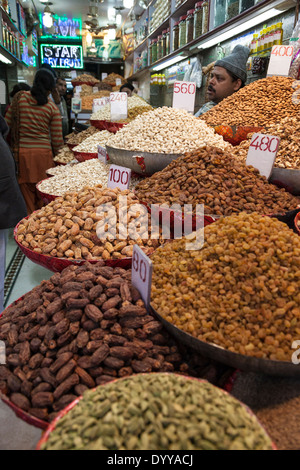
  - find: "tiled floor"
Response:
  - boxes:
[1,229,51,450]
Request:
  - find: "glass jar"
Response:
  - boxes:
[173,21,180,51]
[202,0,209,34]
[178,15,187,48]
[152,39,158,63]
[214,0,226,28]
[157,35,163,60]
[226,0,240,21]
[162,29,167,57]
[165,28,170,55]
[193,2,203,39]
[240,0,255,12]
[186,9,195,44]
[149,40,153,64]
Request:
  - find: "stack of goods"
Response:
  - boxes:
[90,95,152,123]
[46,163,77,177]
[81,91,110,111]
[38,160,143,196]
[134,146,300,215]
[231,115,300,169]
[151,212,300,362]
[15,186,164,261]
[53,146,76,165]
[201,76,300,127]
[39,374,273,450]
[107,107,231,154]
[97,82,113,92]
[66,127,99,147]
[101,73,126,88]
[72,130,112,156]
[0,262,232,425]
[71,74,100,87]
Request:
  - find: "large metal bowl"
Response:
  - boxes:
[269,168,300,196]
[105,145,181,176]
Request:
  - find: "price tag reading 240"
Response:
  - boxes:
[172,81,196,113]
[131,245,153,309]
[107,164,131,190]
[110,92,128,121]
[246,133,280,179]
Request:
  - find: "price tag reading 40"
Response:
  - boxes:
[107,164,131,190]
[172,81,196,113]
[131,245,153,309]
[246,133,280,179]
[110,92,128,121]
[267,45,294,77]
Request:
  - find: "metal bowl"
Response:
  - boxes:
[105,145,181,176]
[270,168,300,196]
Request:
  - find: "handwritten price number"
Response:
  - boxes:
[271,45,293,57]
[173,82,196,95]
[131,245,153,308]
[108,165,131,189]
[132,250,147,283]
[250,135,280,153]
[110,93,127,102]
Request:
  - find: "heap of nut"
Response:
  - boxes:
[231,115,300,169]
[201,76,300,127]
[15,186,164,261]
[72,131,112,154]
[71,74,100,86]
[101,73,126,87]
[0,262,230,423]
[107,107,230,154]
[134,146,300,216]
[39,160,143,196]
[53,146,76,165]
[151,212,300,362]
[90,95,152,122]
[65,126,99,146]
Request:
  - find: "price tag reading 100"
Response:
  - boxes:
[131,245,153,309]
[107,164,131,190]
[172,81,196,113]
[246,133,280,179]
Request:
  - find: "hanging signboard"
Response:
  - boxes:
[40,44,84,69]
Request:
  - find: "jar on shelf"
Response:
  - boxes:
[165,28,170,55]
[178,15,187,48]
[186,9,195,44]
[274,22,283,45]
[173,21,180,51]
[240,0,255,12]
[152,38,158,63]
[149,40,153,64]
[226,0,240,21]
[193,2,203,40]
[157,35,163,60]
[202,0,209,34]
[162,29,167,57]
[214,0,226,28]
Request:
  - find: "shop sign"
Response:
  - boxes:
[40,44,84,69]
[246,133,280,179]
[40,15,82,39]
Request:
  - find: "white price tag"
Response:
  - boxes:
[172,81,196,113]
[92,97,110,113]
[75,85,82,93]
[267,45,294,77]
[131,244,153,309]
[70,71,77,79]
[0,80,6,105]
[107,164,131,190]
[110,92,128,121]
[98,145,108,164]
[71,97,82,114]
[115,78,122,86]
[246,133,280,179]
[93,86,99,93]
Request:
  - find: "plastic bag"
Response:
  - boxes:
[189,58,202,88]
[183,64,193,82]
[289,19,300,79]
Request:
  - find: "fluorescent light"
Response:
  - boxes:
[123,0,134,9]
[195,8,282,50]
[151,54,188,71]
[107,28,116,40]
[86,32,93,45]
[108,7,115,21]
[116,13,122,25]
[0,53,12,64]
[43,12,53,28]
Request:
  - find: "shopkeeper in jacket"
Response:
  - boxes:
[195,45,250,117]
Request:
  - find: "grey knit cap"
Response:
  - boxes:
[215,45,250,84]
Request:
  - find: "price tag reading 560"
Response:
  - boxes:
[246,133,280,179]
[107,164,131,190]
[172,81,196,113]
[131,245,153,309]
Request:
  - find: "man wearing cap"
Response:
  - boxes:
[195,45,250,117]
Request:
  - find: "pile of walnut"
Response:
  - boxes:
[15,186,163,261]
[0,262,230,423]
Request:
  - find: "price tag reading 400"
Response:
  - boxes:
[131,245,153,309]
[267,45,294,77]
[246,133,280,179]
[107,164,131,190]
[172,81,196,113]
[110,92,128,121]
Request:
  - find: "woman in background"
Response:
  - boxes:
[5,69,64,214]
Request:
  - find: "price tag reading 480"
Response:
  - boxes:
[246,133,280,179]
[172,81,196,113]
[131,245,153,309]
[107,164,131,190]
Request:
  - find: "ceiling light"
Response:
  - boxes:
[151,53,189,71]
[116,13,122,25]
[123,0,134,9]
[0,53,12,64]
[107,28,116,40]
[43,7,53,28]
[108,7,116,21]
[86,32,93,45]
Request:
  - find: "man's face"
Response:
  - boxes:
[207,66,242,104]
[57,79,67,96]
[121,87,132,97]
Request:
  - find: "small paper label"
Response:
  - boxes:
[267,45,294,77]
[107,164,131,190]
[70,71,77,79]
[71,97,82,114]
[131,245,153,309]
[98,145,108,164]
[246,133,280,179]
[172,81,196,113]
[115,78,122,86]
[92,97,110,113]
[93,87,99,93]
[110,92,128,121]
[76,85,82,93]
